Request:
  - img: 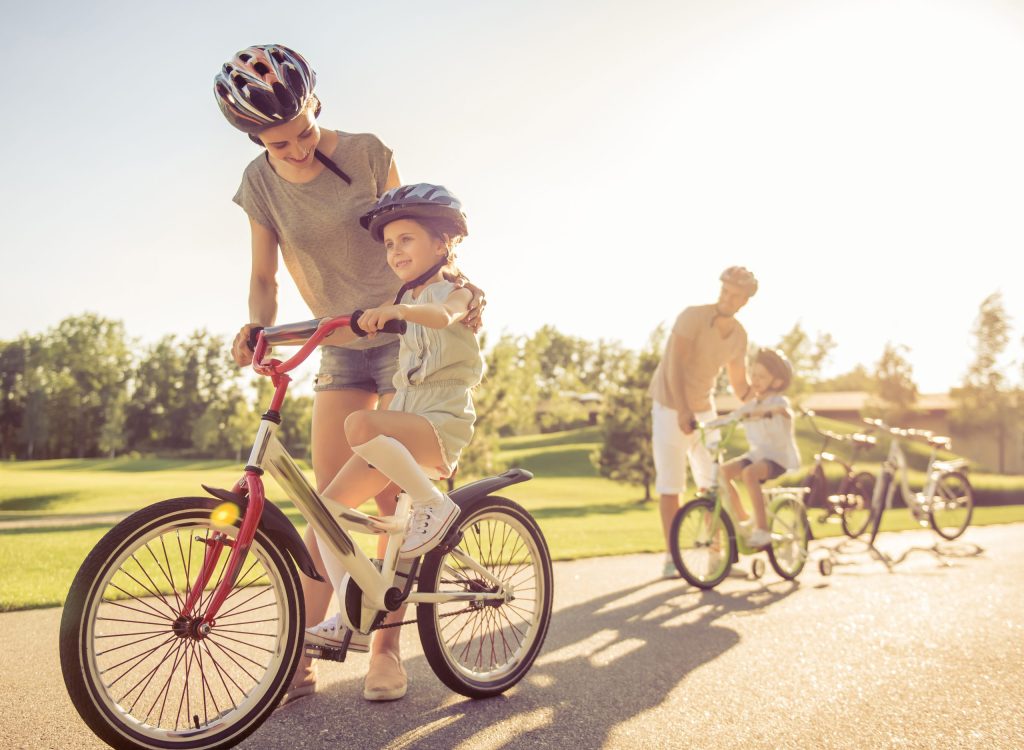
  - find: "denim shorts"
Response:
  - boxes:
[313,339,400,395]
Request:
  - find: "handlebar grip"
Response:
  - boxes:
[247,326,265,351]
[350,310,408,337]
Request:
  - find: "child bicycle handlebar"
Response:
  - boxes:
[247,312,407,377]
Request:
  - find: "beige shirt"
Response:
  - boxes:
[233,131,397,349]
[648,304,748,413]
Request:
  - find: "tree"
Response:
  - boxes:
[593,326,665,500]
[866,342,918,424]
[816,364,873,392]
[951,292,1017,473]
[773,322,836,396]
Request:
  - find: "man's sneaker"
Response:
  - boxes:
[662,558,678,579]
[305,613,370,654]
[400,494,460,559]
[746,528,772,548]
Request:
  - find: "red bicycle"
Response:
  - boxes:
[60,313,553,750]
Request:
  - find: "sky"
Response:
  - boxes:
[3,0,1023,393]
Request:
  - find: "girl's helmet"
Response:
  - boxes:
[214,44,319,134]
[755,348,793,391]
[720,266,758,297]
[360,184,469,242]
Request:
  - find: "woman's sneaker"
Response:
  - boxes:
[400,494,460,559]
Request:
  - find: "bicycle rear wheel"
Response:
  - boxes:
[929,471,974,540]
[417,496,553,699]
[766,494,810,580]
[839,471,876,539]
[669,498,736,589]
[59,498,303,750]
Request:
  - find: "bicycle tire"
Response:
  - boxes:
[417,496,553,699]
[928,471,974,540]
[765,494,810,580]
[839,471,876,539]
[669,498,736,590]
[59,498,304,750]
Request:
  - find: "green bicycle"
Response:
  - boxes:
[669,412,813,589]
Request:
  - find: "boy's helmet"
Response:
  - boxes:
[360,184,469,242]
[720,266,758,297]
[214,44,319,134]
[755,348,793,391]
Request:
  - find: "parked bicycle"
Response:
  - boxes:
[60,313,554,750]
[668,411,812,589]
[800,409,878,538]
[860,418,974,551]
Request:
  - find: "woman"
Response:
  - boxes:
[214,44,482,702]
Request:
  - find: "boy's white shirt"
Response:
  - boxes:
[736,393,802,471]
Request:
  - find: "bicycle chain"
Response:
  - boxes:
[373,604,477,629]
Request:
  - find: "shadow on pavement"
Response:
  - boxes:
[261,575,797,749]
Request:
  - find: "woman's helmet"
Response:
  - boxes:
[360,184,469,242]
[214,44,319,134]
[755,348,793,391]
[720,266,758,297]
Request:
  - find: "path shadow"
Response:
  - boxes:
[258,573,797,749]
[0,492,75,512]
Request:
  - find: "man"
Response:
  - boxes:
[648,266,758,578]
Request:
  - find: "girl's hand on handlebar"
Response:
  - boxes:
[231,324,256,367]
[357,304,404,336]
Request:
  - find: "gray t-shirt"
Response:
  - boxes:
[233,131,398,349]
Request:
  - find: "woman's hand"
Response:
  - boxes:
[455,280,486,332]
[358,304,405,336]
[232,324,257,367]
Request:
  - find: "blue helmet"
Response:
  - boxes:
[360,184,468,242]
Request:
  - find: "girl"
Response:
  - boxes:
[721,348,801,548]
[304,184,484,699]
[214,44,483,702]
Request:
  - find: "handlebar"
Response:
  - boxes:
[248,312,407,377]
[862,417,934,442]
[799,408,877,447]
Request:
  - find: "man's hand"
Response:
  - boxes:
[678,411,696,435]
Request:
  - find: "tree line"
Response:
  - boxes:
[1,293,1018,482]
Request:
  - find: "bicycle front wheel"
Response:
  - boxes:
[417,495,553,699]
[766,494,810,580]
[929,472,974,540]
[839,471,876,539]
[669,498,736,590]
[59,498,304,750]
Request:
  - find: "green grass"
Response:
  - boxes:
[2,424,1023,611]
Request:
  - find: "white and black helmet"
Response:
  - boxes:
[214,44,319,134]
[755,348,793,391]
[360,184,468,242]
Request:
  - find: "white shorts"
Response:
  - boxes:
[651,401,717,495]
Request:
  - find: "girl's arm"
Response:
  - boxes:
[232,218,280,366]
[359,287,473,333]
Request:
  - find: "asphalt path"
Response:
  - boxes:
[3,523,1022,750]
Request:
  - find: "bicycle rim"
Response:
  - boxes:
[929,472,974,540]
[671,499,732,588]
[65,504,300,748]
[767,497,808,579]
[419,500,552,693]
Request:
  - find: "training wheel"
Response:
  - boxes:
[818,558,833,576]
[750,558,766,579]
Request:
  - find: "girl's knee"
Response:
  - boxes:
[344,410,379,445]
[741,464,760,484]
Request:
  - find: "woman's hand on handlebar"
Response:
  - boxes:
[232,324,258,367]
[457,280,486,333]
[356,304,404,337]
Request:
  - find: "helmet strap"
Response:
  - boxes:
[393,258,448,304]
[314,150,352,184]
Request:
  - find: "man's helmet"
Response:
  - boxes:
[755,348,793,391]
[214,44,319,134]
[360,184,468,242]
[720,266,758,297]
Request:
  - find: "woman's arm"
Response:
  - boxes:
[232,218,279,366]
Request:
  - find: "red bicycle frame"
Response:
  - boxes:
[179,316,351,629]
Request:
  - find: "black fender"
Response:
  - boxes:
[449,468,533,514]
[200,486,324,582]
